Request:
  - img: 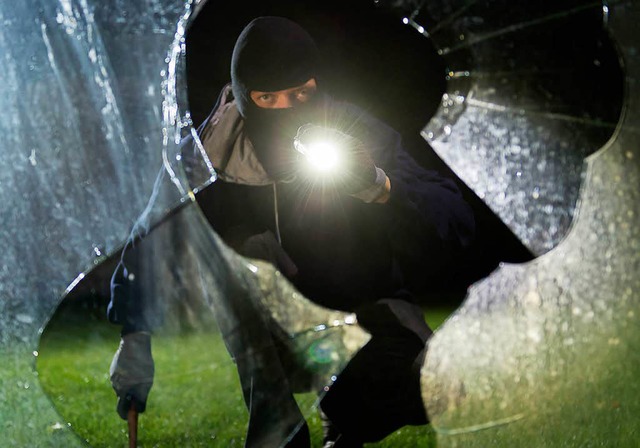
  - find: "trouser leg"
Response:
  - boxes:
[319,300,431,444]
[216,281,310,448]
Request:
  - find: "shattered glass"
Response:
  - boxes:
[2,0,638,447]
[0,1,192,445]
[379,0,640,445]
[393,0,624,255]
[1,1,367,446]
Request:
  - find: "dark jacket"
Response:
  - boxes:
[194,85,475,312]
[106,86,476,447]
[108,85,475,331]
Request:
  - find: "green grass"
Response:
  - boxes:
[37,305,451,447]
[0,345,86,448]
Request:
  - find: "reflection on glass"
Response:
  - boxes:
[387,0,624,255]
[2,0,637,446]
[0,1,193,446]
[417,1,640,446]
[38,199,371,447]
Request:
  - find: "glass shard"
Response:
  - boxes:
[421,1,640,445]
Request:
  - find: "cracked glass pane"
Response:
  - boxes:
[382,0,640,445]
[1,1,193,445]
[391,0,624,255]
[3,0,638,447]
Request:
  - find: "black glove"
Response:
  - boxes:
[240,230,299,279]
[294,124,378,194]
[109,331,155,420]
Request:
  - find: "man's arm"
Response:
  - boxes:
[339,102,475,288]
[381,136,475,291]
[107,242,157,420]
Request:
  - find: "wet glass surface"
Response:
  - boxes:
[1,0,638,446]
[1,1,367,445]
[389,0,624,255]
[0,1,192,445]
[386,0,640,445]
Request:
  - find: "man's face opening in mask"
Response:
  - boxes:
[249,78,317,109]
[230,17,326,178]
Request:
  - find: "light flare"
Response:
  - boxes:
[303,140,340,172]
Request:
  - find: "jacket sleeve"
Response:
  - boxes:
[107,248,147,335]
[387,140,475,249]
[358,109,476,289]
[107,86,232,335]
[107,240,160,336]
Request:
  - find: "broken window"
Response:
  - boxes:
[0,0,637,446]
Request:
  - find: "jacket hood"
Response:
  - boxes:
[198,91,273,186]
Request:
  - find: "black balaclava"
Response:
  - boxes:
[231,16,324,178]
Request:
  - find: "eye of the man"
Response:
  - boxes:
[259,93,274,102]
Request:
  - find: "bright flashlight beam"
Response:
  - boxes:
[294,137,341,173]
[305,141,340,172]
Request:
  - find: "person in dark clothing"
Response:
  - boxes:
[109,16,474,448]
[194,16,474,447]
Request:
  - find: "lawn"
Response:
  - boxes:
[37,303,451,447]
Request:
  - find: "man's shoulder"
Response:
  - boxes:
[195,94,272,186]
[198,100,244,149]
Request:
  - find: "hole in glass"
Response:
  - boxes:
[34,0,632,447]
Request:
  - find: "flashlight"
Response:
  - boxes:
[294,124,342,173]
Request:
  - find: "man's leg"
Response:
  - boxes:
[319,300,431,445]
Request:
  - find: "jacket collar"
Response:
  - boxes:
[199,85,273,186]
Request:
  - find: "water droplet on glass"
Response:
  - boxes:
[16,314,34,324]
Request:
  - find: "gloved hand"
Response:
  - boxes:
[294,124,379,195]
[109,331,155,420]
[241,230,299,279]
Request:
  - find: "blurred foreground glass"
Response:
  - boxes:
[0,0,637,447]
[0,0,367,446]
[379,0,639,445]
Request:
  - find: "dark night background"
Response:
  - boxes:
[185,0,533,306]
